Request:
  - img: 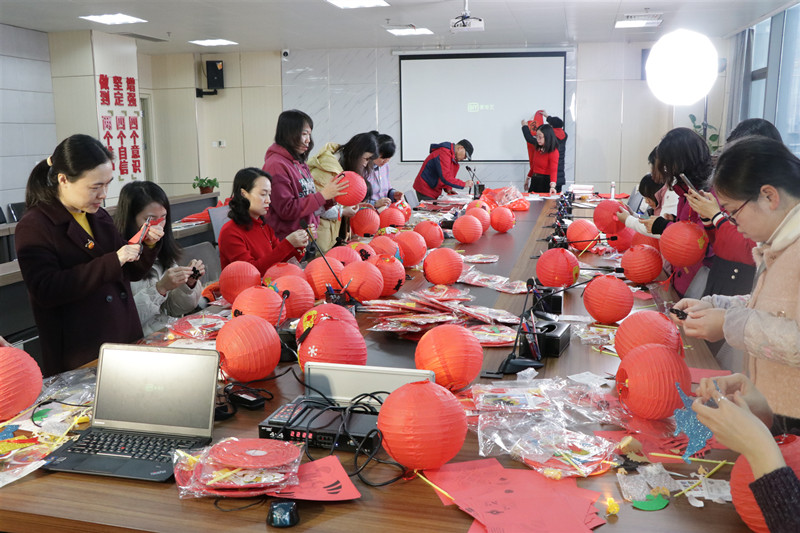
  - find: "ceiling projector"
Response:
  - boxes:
[450,15,484,33]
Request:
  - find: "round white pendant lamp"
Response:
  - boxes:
[646,29,719,106]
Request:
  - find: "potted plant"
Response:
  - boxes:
[689,114,720,154]
[193,176,219,194]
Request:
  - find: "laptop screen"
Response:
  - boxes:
[92,344,219,438]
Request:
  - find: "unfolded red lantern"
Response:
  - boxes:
[216,315,281,382]
[369,235,401,260]
[566,219,600,252]
[615,310,683,360]
[272,275,315,319]
[608,226,635,252]
[297,320,367,371]
[0,347,43,421]
[490,207,516,233]
[615,343,692,420]
[351,207,380,237]
[423,247,464,285]
[334,171,368,207]
[232,286,286,326]
[326,245,362,266]
[660,221,709,268]
[379,207,406,229]
[466,207,490,234]
[593,199,626,234]
[536,248,580,288]
[296,303,358,341]
[219,261,261,303]
[414,220,445,249]
[466,199,491,212]
[394,231,427,266]
[348,241,377,261]
[630,232,660,250]
[377,380,468,471]
[263,262,305,284]
[453,215,482,244]
[367,254,406,296]
[621,244,664,284]
[340,260,384,301]
[583,275,633,324]
[415,324,483,391]
[304,256,344,299]
[731,435,800,533]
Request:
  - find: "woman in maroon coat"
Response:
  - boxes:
[15,134,163,376]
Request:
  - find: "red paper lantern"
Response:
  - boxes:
[453,215,482,244]
[593,199,626,234]
[393,200,412,222]
[423,248,464,285]
[731,435,800,533]
[368,254,406,296]
[490,207,516,233]
[216,315,281,382]
[296,303,359,341]
[615,343,692,420]
[377,380,467,471]
[263,262,304,284]
[334,170,368,207]
[326,245,362,266]
[631,232,660,251]
[219,261,261,303]
[304,257,344,299]
[232,286,286,326]
[615,310,683,360]
[415,324,483,391]
[273,275,315,318]
[394,231,427,266]
[465,208,490,234]
[660,221,709,268]
[566,219,600,252]
[414,221,444,249]
[369,235,401,260]
[466,199,491,212]
[0,347,43,421]
[583,275,633,324]
[621,244,664,284]
[351,208,380,237]
[348,241,377,261]
[608,226,635,252]
[340,260,384,301]
[536,248,580,288]
[297,320,367,371]
[379,207,406,229]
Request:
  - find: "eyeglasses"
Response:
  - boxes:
[720,196,755,226]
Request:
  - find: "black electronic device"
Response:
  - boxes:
[299,219,358,305]
[669,307,688,320]
[259,404,380,453]
[276,318,299,362]
[207,60,224,89]
[532,321,571,357]
[268,499,299,528]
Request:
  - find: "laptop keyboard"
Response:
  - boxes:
[70,431,199,462]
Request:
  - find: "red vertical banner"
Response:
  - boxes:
[96,72,145,187]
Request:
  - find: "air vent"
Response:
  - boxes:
[616,13,663,28]
[116,32,169,43]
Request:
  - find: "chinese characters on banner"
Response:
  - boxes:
[96,73,145,200]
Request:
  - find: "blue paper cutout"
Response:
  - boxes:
[673,382,713,463]
[0,424,18,440]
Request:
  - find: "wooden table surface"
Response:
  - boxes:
[0,198,748,533]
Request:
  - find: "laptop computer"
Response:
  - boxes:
[43,343,219,482]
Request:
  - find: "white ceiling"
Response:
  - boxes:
[0,0,796,55]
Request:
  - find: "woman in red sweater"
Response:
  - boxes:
[521,122,559,193]
[219,167,308,275]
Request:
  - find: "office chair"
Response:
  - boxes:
[8,202,25,222]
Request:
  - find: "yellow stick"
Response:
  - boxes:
[649,453,735,466]
[209,467,242,485]
[577,236,600,257]
[674,460,727,498]
[415,471,456,502]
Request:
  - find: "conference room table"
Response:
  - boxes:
[0,197,749,532]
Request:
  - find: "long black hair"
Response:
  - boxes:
[114,181,181,270]
[228,167,270,229]
[336,132,378,177]
[655,127,712,190]
[371,131,396,159]
[536,124,559,153]
[26,134,113,208]
[713,136,800,201]
[727,118,783,143]
[274,109,314,163]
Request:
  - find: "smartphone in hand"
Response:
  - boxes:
[678,173,698,194]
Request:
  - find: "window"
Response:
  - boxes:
[775,4,800,154]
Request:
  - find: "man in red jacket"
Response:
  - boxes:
[412,139,474,201]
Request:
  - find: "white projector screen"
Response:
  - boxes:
[400,52,566,162]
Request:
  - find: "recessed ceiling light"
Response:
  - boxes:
[387,27,433,36]
[80,13,147,25]
[325,0,389,8]
[189,39,239,47]
[615,13,663,29]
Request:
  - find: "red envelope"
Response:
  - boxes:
[266,455,361,501]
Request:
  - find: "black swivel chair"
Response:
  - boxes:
[8,202,25,222]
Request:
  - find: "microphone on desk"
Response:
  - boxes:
[276,290,291,327]
[299,220,358,304]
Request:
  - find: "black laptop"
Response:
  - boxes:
[43,343,219,482]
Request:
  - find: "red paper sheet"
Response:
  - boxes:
[267,455,361,501]
[689,367,732,383]
[424,458,506,505]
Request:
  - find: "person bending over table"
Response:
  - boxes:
[365,131,403,209]
[671,136,800,421]
[114,181,204,336]
[694,374,800,533]
[15,134,162,376]
[219,167,308,275]
[412,140,474,201]
[521,120,559,194]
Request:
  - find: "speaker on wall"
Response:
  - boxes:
[207,60,224,90]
